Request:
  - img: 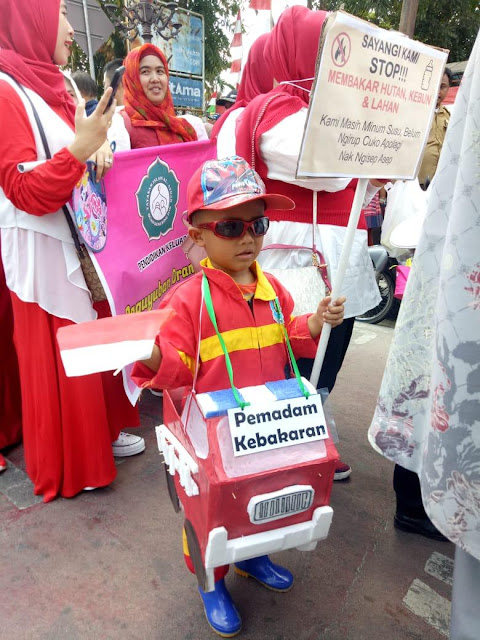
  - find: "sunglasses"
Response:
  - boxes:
[196,216,270,239]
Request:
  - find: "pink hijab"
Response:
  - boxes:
[211,33,273,139]
[0,0,76,125]
[236,6,328,162]
[236,33,273,105]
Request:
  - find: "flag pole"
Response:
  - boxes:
[309,178,369,389]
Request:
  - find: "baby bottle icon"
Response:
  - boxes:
[421,60,433,91]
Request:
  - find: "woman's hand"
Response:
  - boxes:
[308,296,346,338]
[90,140,114,182]
[68,88,116,165]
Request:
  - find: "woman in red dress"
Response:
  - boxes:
[0,0,142,500]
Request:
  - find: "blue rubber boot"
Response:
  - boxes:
[198,578,242,637]
[234,555,294,592]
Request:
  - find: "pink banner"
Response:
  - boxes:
[73,139,216,403]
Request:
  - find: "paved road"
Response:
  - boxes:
[1,320,454,640]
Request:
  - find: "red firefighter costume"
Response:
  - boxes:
[132,257,320,582]
[132,258,319,394]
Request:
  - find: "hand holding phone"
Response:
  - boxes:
[104,66,125,113]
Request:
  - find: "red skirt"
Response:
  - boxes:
[10,294,139,502]
[0,261,22,449]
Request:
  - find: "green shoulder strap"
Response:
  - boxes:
[202,273,310,409]
[202,273,249,409]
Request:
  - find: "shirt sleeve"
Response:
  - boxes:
[217,109,243,158]
[182,114,209,141]
[363,180,380,207]
[131,289,198,390]
[260,108,352,192]
[107,109,131,152]
[0,81,86,216]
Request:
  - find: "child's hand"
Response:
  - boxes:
[320,296,345,327]
[308,296,346,338]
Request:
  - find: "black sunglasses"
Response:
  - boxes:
[196,216,270,239]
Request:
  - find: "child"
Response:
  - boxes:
[71,70,99,116]
[132,156,345,637]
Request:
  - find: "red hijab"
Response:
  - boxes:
[236,6,327,162]
[0,0,76,125]
[123,44,197,145]
[212,33,273,139]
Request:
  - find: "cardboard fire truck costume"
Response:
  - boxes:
[158,376,338,592]
[58,288,339,596]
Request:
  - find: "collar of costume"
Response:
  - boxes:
[200,257,277,302]
[0,0,76,125]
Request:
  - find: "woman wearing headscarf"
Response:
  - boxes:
[0,0,142,502]
[369,31,480,638]
[235,6,382,480]
[121,43,206,149]
[213,33,274,156]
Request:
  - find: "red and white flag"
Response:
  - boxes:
[249,0,272,10]
[207,91,217,115]
[57,309,174,377]
[230,11,243,80]
[230,11,242,47]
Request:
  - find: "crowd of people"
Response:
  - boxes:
[0,1,478,638]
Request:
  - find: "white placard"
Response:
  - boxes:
[228,394,328,457]
[297,11,449,180]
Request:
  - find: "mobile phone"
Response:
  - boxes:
[104,66,125,113]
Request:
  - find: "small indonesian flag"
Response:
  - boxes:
[249,0,272,9]
[230,11,243,79]
[207,91,217,115]
[57,309,174,377]
[230,11,242,47]
[230,59,242,74]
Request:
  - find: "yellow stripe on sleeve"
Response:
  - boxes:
[178,350,196,376]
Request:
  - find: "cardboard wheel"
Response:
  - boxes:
[164,463,181,513]
[184,518,207,591]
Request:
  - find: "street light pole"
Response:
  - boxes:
[104,0,181,45]
[82,0,96,79]
[398,0,419,37]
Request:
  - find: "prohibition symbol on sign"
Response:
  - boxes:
[331,32,351,67]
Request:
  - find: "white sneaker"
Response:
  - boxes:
[112,432,146,457]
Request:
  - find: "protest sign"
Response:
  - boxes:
[72,139,216,403]
[297,11,448,179]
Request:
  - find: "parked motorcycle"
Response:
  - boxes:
[356,245,400,324]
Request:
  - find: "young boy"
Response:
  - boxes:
[132,156,345,637]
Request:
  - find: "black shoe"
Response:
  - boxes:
[394,513,449,541]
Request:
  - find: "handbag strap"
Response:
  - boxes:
[9,74,84,255]
[262,243,332,294]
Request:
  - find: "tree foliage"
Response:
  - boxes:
[309,0,479,62]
